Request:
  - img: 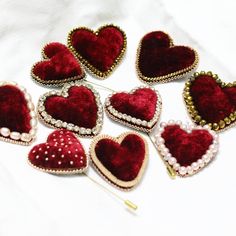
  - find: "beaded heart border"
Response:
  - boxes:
[154,120,219,177]
[136,31,199,84]
[67,24,127,79]
[183,71,236,132]
[37,81,103,137]
[31,43,86,87]
[0,81,37,145]
[104,86,162,133]
[89,132,149,190]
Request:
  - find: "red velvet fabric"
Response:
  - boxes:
[94,134,145,181]
[29,129,87,171]
[70,26,125,72]
[33,42,83,81]
[161,125,213,166]
[190,75,236,123]
[0,85,31,133]
[110,88,157,121]
[44,86,98,128]
[138,31,196,77]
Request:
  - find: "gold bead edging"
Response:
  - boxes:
[67,24,127,79]
[183,71,236,132]
[135,31,199,84]
[31,43,86,87]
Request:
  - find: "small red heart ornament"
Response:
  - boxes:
[105,86,161,132]
[90,132,148,189]
[184,71,236,132]
[37,82,103,137]
[0,81,37,145]
[155,120,219,177]
[136,31,198,84]
[31,42,85,86]
[28,129,88,174]
[67,24,126,79]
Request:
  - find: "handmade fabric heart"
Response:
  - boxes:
[136,31,199,84]
[37,81,103,137]
[67,24,126,79]
[105,86,161,132]
[31,42,85,86]
[0,81,37,145]
[183,71,236,132]
[155,120,218,177]
[90,132,148,189]
[28,129,88,174]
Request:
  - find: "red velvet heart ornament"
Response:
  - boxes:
[155,121,218,177]
[28,129,88,174]
[67,25,126,79]
[136,31,198,84]
[0,81,37,145]
[37,82,103,137]
[31,42,85,86]
[105,86,162,132]
[184,71,236,132]
[90,132,148,189]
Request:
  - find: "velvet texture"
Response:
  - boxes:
[110,88,157,121]
[44,86,98,128]
[0,85,31,133]
[33,42,83,81]
[138,31,196,77]
[94,134,145,181]
[29,129,87,171]
[161,125,213,166]
[190,75,236,123]
[70,26,125,72]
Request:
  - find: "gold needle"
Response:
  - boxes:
[83,172,138,211]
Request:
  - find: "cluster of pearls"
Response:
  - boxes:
[105,86,161,128]
[154,120,219,176]
[0,81,37,143]
[37,81,103,136]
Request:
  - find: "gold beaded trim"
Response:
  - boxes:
[31,43,86,87]
[67,24,127,79]
[89,132,149,190]
[183,71,236,132]
[135,31,199,84]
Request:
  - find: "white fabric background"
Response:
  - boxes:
[0,0,235,235]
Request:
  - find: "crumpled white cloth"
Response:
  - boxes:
[0,0,235,235]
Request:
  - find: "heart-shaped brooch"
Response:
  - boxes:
[105,86,161,132]
[136,31,198,84]
[67,24,127,79]
[37,81,103,137]
[90,132,148,190]
[0,81,37,145]
[31,42,85,86]
[154,120,218,177]
[183,71,236,132]
[28,129,88,174]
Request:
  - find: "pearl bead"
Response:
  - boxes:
[156,138,164,145]
[164,153,171,161]
[10,132,21,140]
[0,127,10,137]
[29,128,37,136]
[161,147,169,156]
[30,118,37,127]
[27,102,34,110]
[21,133,32,142]
[168,120,174,124]
[24,93,31,101]
[176,120,182,125]
[30,111,36,117]
[168,157,177,165]
[173,163,180,170]
[179,167,187,175]
[197,159,204,167]
[160,122,167,127]
[191,162,199,171]
[187,166,193,174]
[181,124,187,130]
